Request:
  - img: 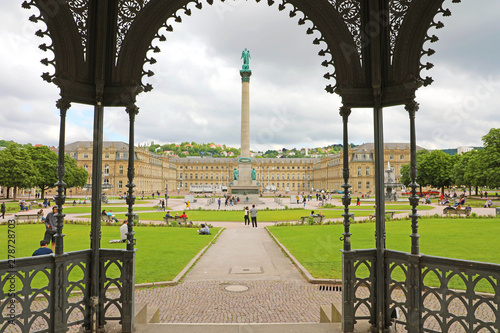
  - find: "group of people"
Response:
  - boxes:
[165,211,188,219]
[102,209,119,222]
[243,205,258,228]
[157,199,166,211]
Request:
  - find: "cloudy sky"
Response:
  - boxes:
[0,1,499,152]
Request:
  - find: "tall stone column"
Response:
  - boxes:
[240,70,251,159]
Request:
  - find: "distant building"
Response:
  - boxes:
[457,146,474,155]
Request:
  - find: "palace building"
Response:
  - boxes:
[49,141,421,197]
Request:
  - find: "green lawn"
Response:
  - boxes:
[268,218,500,291]
[105,209,378,222]
[1,224,220,285]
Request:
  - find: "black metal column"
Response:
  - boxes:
[374,106,387,332]
[406,101,420,255]
[88,102,104,332]
[54,98,70,255]
[340,106,352,251]
[122,105,138,333]
[52,98,70,332]
[406,100,422,333]
[340,105,355,332]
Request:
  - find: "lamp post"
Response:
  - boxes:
[165,183,168,208]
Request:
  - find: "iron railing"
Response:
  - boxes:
[0,249,134,332]
[342,249,500,332]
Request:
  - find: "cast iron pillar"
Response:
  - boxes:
[54,98,70,255]
[406,100,420,255]
[122,105,138,332]
[340,106,352,251]
[88,100,104,332]
[406,100,422,332]
[340,105,355,333]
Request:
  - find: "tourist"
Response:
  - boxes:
[303,196,306,207]
[32,240,53,256]
[218,198,221,209]
[484,199,492,208]
[244,206,250,227]
[310,210,316,217]
[198,223,210,235]
[357,197,361,206]
[107,210,119,223]
[1,201,5,219]
[120,220,128,242]
[165,211,173,218]
[44,206,58,252]
[186,200,190,210]
[179,211,188,218]
[250,204,258,228]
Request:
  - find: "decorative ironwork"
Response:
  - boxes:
[0,249,131,332]
[326,0,361,56]
[117,0,153,58]
[344,250,500,332]
[389,0,413,57]
[419,1,461,86]
[339,106,352,251]
[22,0,56,83]
[68,0,90,56]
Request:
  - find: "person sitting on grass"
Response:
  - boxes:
[165,211,173,218]
[179,211,188,218]
[198,223,210,235]
[120,220,128,242]
[32,240,53,256]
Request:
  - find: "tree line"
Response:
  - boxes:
[400,128,499,195]
[0,144,88,199]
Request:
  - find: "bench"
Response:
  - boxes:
[300,215,324,224]
[163,217,192,226]
[443,207,471,217]
[14,213,42,222]
[369,211,396,220]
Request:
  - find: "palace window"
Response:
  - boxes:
[104,165,109,175]
[119,166,123,175]
[358,181,362,190]
[358,167,362,176]
[118,181,123,189]
[366,167,370,176]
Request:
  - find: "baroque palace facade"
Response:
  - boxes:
[53,141,419,197]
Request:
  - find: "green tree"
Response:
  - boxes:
[0,145,37,199]
[64,155,88,190]
[418,150,454,195]
[399,149,430,193]
[452,150,481,195]
[475,128,500,188]
[28,145,58,199]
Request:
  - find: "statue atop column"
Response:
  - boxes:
[233,168,239,180]
[241,48,251,70]
[251,167,256,181]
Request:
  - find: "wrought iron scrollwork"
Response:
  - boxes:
[389,0,413,57]
[326,0,361,56]
[117,0,153,58]
[419,1,461,86]
[68,0,89,56]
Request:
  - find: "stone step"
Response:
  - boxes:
[135,323,343,333]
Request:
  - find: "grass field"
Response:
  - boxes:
[268,217,500,292]
[1,224,220,285]
[105,209,380,222]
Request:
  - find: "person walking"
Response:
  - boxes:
[249,204,258,228]
[244,206,250,227]
[1,201,5,219]
[218,198,221,210]
[44,206,58,252]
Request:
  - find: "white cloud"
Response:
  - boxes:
[0,0,499,151]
